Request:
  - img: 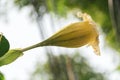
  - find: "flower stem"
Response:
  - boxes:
[21,41,46,52]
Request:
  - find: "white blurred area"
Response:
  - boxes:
[0,0,120,80]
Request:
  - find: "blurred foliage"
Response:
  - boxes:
[108,0,120,51]
[29,53,106,80]
[0,72,5,80]
[13,0,120,52]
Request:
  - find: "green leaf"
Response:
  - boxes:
[0,35,10,57]
[0,72,5,80]
[0,49,23,66]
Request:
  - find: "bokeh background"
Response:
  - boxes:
[0,0,120,80]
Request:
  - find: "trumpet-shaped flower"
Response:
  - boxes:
[42,13,100,55]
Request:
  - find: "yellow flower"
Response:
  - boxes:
[21,13,100,56]
[42,13,100,55]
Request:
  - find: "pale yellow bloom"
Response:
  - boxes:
[42,13,100,55]
[21,13,100,55]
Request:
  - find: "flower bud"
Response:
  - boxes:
[43,13,100,55]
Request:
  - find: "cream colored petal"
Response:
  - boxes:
[91,36,100,55]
